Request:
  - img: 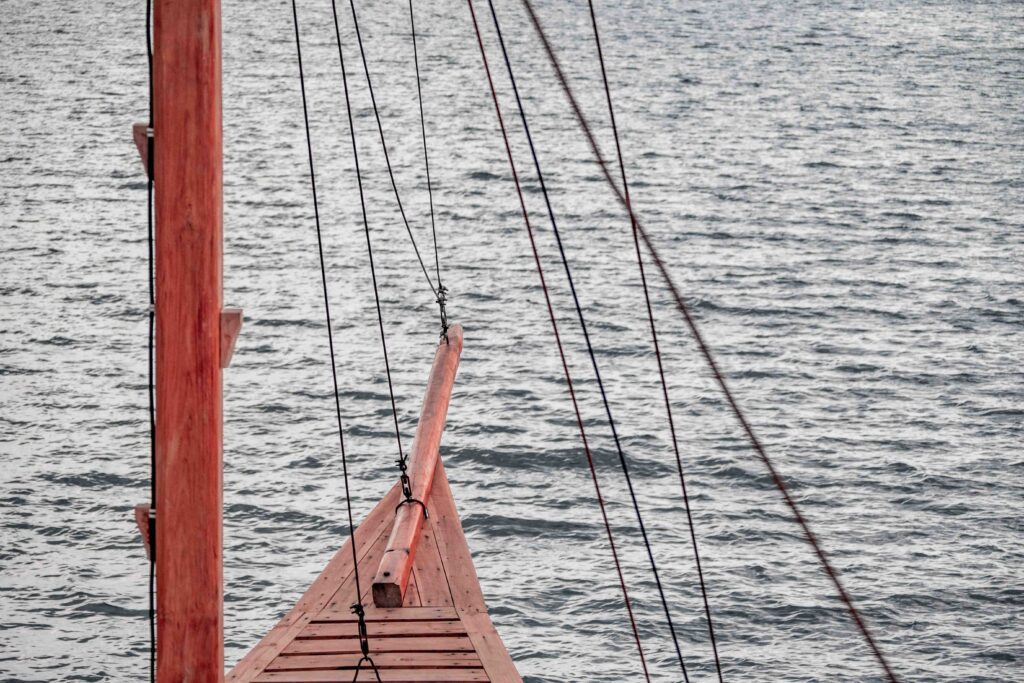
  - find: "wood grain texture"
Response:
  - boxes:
[373,325,463,608]
[153,0,224,679]
[283,636,475,655]
[267,652,482,670]
[427,462,522,682]
[254,670,489,682]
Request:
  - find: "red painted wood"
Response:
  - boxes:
[283,636,475,655]
[255,670,489,682]
[267,652,483,670]
[300,620,468,639]
[153,0,224,679]
[313,607,457,622]
[373,325,464,607]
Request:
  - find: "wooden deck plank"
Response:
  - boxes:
[457,613,519,683]
[300,621,468,639]
[404,569,422,607]
[313,607,457,623]
[412,523,455,608]
[428,463,521,682]
[323,521,395,613]
[268,652,482,670]
[254,670,489,682]
[426,463,486,614]
[283,636,476,656]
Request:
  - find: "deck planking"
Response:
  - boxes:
[227,462,520,683]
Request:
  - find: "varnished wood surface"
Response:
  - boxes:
[373,325,464,608]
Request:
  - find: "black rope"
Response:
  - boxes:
[483,2,691,679]
[291,2,378,677]
[587,3,724,680]
[519,2,899,680]
[346,0,439,304]
[465,2,650,678]
[144,0,156,679]
[408,0,449,340]
[330,0,408,528]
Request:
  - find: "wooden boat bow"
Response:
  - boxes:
[228,326,521,683]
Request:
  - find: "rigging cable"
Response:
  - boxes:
[464,3,650,679]
[291,2,380,679]
[346,0,441,312]
[476,1,691,679]
[518,1,898,680]
[408,0,449,340]
[588,3,723,680]
[143,0,156,679]
[329,0,410,526]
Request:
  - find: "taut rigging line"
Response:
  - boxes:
[473,0,693,679]
[291,1,381,678]
[519,1,899,680]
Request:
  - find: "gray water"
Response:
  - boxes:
[2,0,1022,681]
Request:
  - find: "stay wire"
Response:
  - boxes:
[346,0,438,303]
[519,2,899,680]
[588,3,723,680]
[144,0,155,679]
[464,2,650,680]
[329,0,407,509]
[408,0,449,339]
[464,2,647,679]
[291,2,379,676]
[483,1,691,679]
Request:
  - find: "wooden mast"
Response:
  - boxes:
[153,0,225,679]
[372,325,464,607]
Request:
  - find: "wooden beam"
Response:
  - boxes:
[153,0,224,680]
[372,325,464,607]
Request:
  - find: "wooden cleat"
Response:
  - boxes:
[132,122,152,179]
[220,308,243,368]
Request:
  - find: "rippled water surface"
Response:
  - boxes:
[2,0,1023,681]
